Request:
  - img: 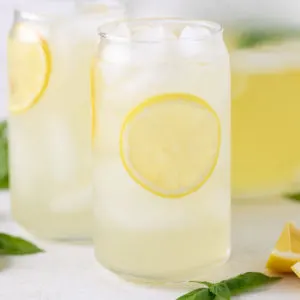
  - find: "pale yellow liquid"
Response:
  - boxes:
[93,29,231,280]
[9,6,124,240]
[232,42,300,197]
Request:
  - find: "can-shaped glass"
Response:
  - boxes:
[93,19,231,281]
[8,0,125,240]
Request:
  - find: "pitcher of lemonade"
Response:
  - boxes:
[225,2,300,199]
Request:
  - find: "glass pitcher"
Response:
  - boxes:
[227,2,300,199]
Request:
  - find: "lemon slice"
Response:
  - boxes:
[90,58,97,144]
[266,222,300,272]
[8,24,51,113]
[120,93,221,198]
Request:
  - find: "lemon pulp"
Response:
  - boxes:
[120,93,221,198]
[291,262,300,278]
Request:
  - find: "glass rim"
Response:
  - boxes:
[98,18,224,43]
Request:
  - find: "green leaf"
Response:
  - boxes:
[190,281,213,287]
[209,283,231,300]
[177,288,214,300]
[237,31,283,49]
[192,289,214,300]
[189,282,230,299]
[0,121,9,189]
[0,176,9,189]
[0,233,44,255]
[222,272,281,296]
[285,193,300,201]
[193,290,215,300]
[176,288,205,300]
[177,273,281,300]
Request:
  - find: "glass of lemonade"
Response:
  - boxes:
[230,24,300,198]
[93,19,231,281]
[7,0,125,240]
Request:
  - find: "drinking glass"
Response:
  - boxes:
[8,0,125,240]
[92,18,231,281]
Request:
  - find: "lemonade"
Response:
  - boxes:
[8,0,125,240]
[93,20,231,281]
[231,32,300,198]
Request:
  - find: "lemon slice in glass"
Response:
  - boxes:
[90,58,96,144]
[8,24,51,113]
[266,222,300,273]
[90,58,102,144]
[120,93,221,198]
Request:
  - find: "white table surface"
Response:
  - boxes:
[0,192,300,300]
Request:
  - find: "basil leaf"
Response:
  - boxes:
[285,193,300,201]
[177,288,215,300]
[222,272,281,295]
[190,281,213,288]
[237,31,282,48]
[178,272,281,300]
[0,233,44,255]
[0,121,9,189]
[209,283,231,300]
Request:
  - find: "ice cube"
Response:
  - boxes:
[99,22,132,63]
[133,25,177,42]
[102,43,131,63]
[178,26,214,60]
[180,25,211,40]
[163,26,178,40]
[129,25,177,63]
[112,23,131,39]
[17,24,42,43]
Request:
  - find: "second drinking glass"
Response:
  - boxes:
[8,0,125,240]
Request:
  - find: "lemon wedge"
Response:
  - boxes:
[120,93,221,198]
[266,222,300,273]
[292,262,300,278]
[8,24,51,113]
